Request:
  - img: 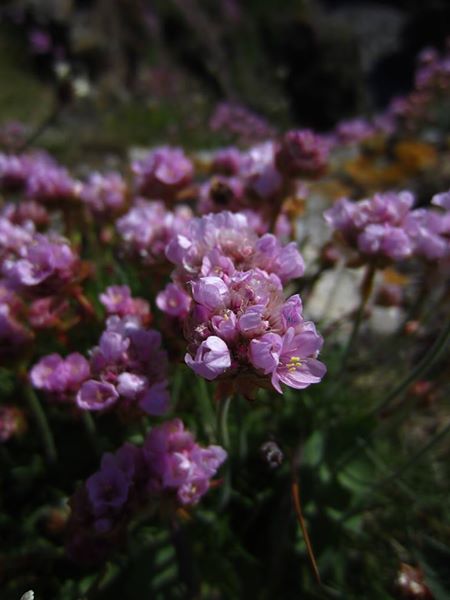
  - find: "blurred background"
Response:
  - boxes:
[1,0,450,161]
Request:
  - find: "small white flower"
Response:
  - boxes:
[20,592,35,600]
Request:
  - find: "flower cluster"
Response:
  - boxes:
[116,199,193,265]
[99,285,151,323]
[209,101,277,145]
[30,353,90,402]
[66,419,226,564]
[0,284,32,354]
[184,269,326,394]
[275,129,329,179]
[31,299,169,416]
[3,234,79,293]
[325,190,450,265]
[80,172,127,214]
[132,147,194,202]
[324,191,415,264]
[164,211,304,285]
[155,208,323,395]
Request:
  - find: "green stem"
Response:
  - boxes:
[370,316,450,417]
[339,264,376,372]
[23,383,57,464]
[216,396,232,510]
[340,422,450,523]
[333,317,450,475]
[216,396,232,449]
[81,412,101,458]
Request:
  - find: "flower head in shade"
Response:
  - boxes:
[28,296,69,329]
[99,285,151,323]
[0,406,27,442]
[73,316,170,416]
[116,199,192,265]
[335,118,374,145]
[143,419,227,504]
[275,129,329,179]
[0,284,32,355]
[66,420,226,565]
[324,191,415,264]
[80,172,127,214]
[211,147,243,175]
[132,147,193,201]
[30,353,90,401]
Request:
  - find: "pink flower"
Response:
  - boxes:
[185,336,231,380]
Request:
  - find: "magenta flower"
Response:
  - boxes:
[132,147,193,200]
[116,200,192,265]
[156,283,191,317]
[99,285,150,321]
[358,224,413,261]
[191,276,230,312]
[86,464,130,515]
[3,234,78,291]
[58,315,172,416]
[30,352,90,399]
[165,211,304,286]
[26,162,80,203]
[335,118,374,144]
[324,191,415,263]
[211,147,243,175]
[240,142,283,200]
[0,154,30,190]
[432,190,450,211]
[66,420,226,564]
[405,209,449,260]
[143,419,227,504]
[185,336,231,380]
[76,380,120,411]
[80,172,127,214]
[181,264,325,395]
[275,129,329,178]
[0,288,31,353]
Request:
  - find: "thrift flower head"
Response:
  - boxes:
[183,268,325,394]
[132,146,193,201]
[99,285,151,322]
[324,191,415,263]
[165,211,304,286]
[67,420,226,564]
[80,172,127,214]
[116,200,192,265]
[3,234,79,292]
[275,129,329,179]
[75,315,170,416]
[30,353,90,401]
